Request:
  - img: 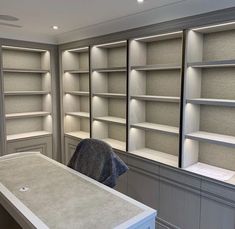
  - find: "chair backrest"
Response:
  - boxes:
[68,138,128,188]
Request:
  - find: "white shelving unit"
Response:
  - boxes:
[91,40,127,151]
[129,31,183,167]
[62,46,90,142]
[183,23,235,184]
[2,45,53,156]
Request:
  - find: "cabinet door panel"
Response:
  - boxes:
[7,136,52,158]
[159,180,200,229]
[127,166,159,210]
[64,137,80,164]
[200,197,235,229]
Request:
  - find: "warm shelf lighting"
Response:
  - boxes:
[192,21,235,31]
[95,40,126,48]
[134,31,182,41]
[66,47,89,52]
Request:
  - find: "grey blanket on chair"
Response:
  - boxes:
[68,138,128,188]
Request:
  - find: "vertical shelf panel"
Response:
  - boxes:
[183,24,235,184]
[1,45,53,157]
[62,46,90,146]
[91,41,127,151]
[129,31,183,167]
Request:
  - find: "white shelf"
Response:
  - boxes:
[130,148,178,167]
[3,68,49,73]
[185,131,235,147]
[185,162,235,182]
[6,111,51,120]
[7,131,52,142]
[65,91,89,96]
[186,98,235,107]
[94,116,126,125]
[64,69,89,74]
[93,93,126,99]
[131,64,181,71]
[65,131,90,140]
[102,138,126,151]
[92,67,126,73]
[5,91,50,96]
[65,112,89,118]
[131,95,180,103]
[188,60,235,68]
[131,122,179,135]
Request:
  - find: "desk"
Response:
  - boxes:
[0,152,156,229]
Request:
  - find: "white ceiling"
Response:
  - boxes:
[0,0,235,44]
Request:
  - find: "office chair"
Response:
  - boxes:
[68,138,128,188]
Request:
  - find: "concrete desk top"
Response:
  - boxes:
[0,152,156,229]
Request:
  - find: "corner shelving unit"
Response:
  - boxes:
[2,45,53,157]
[91,41,127,152]
[129,31,183,167]
[182,23,235,184]
[61,46,90,150]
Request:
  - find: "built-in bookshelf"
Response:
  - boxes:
[91,41,127,151]
[62,47,90,140]
[2,46,52,149]
[129,32,183,167]
[183,23,235,184]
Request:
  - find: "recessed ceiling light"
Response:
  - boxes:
[52,25,59,30]
[137,0,144,3]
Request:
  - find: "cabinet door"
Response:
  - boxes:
[127,157,160,210]
[200,197,235,229]
[64,136,80,165]
[159,167,201,229]
[7,136,52,158]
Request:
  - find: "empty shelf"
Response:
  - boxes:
[131,95,180,103]
[92,67,126,73]
[65,112,89,118]
[186,98,235,107]
[6,111,51,120]
[64,70,89,74]
[65,131,90,140]
[131,64,181,71]
[94,116,126,125]
[93,93,126,99]
[185,162,235,182]
[188,60,235,68]
[102,138,126,151]
[65,91,89,96]
[5,91,50,96]
[185,131,235,147]
[130,148,178,167]
[7,131,52,142]
[131,122,179,135]
[3,68,49,73]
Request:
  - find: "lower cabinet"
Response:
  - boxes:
[200,197,235,229]
[127,156,160,210]
[6,136,52,158]
[159,167,201,229]
[64,136,81,164]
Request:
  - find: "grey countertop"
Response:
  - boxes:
[0,152,156,229]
